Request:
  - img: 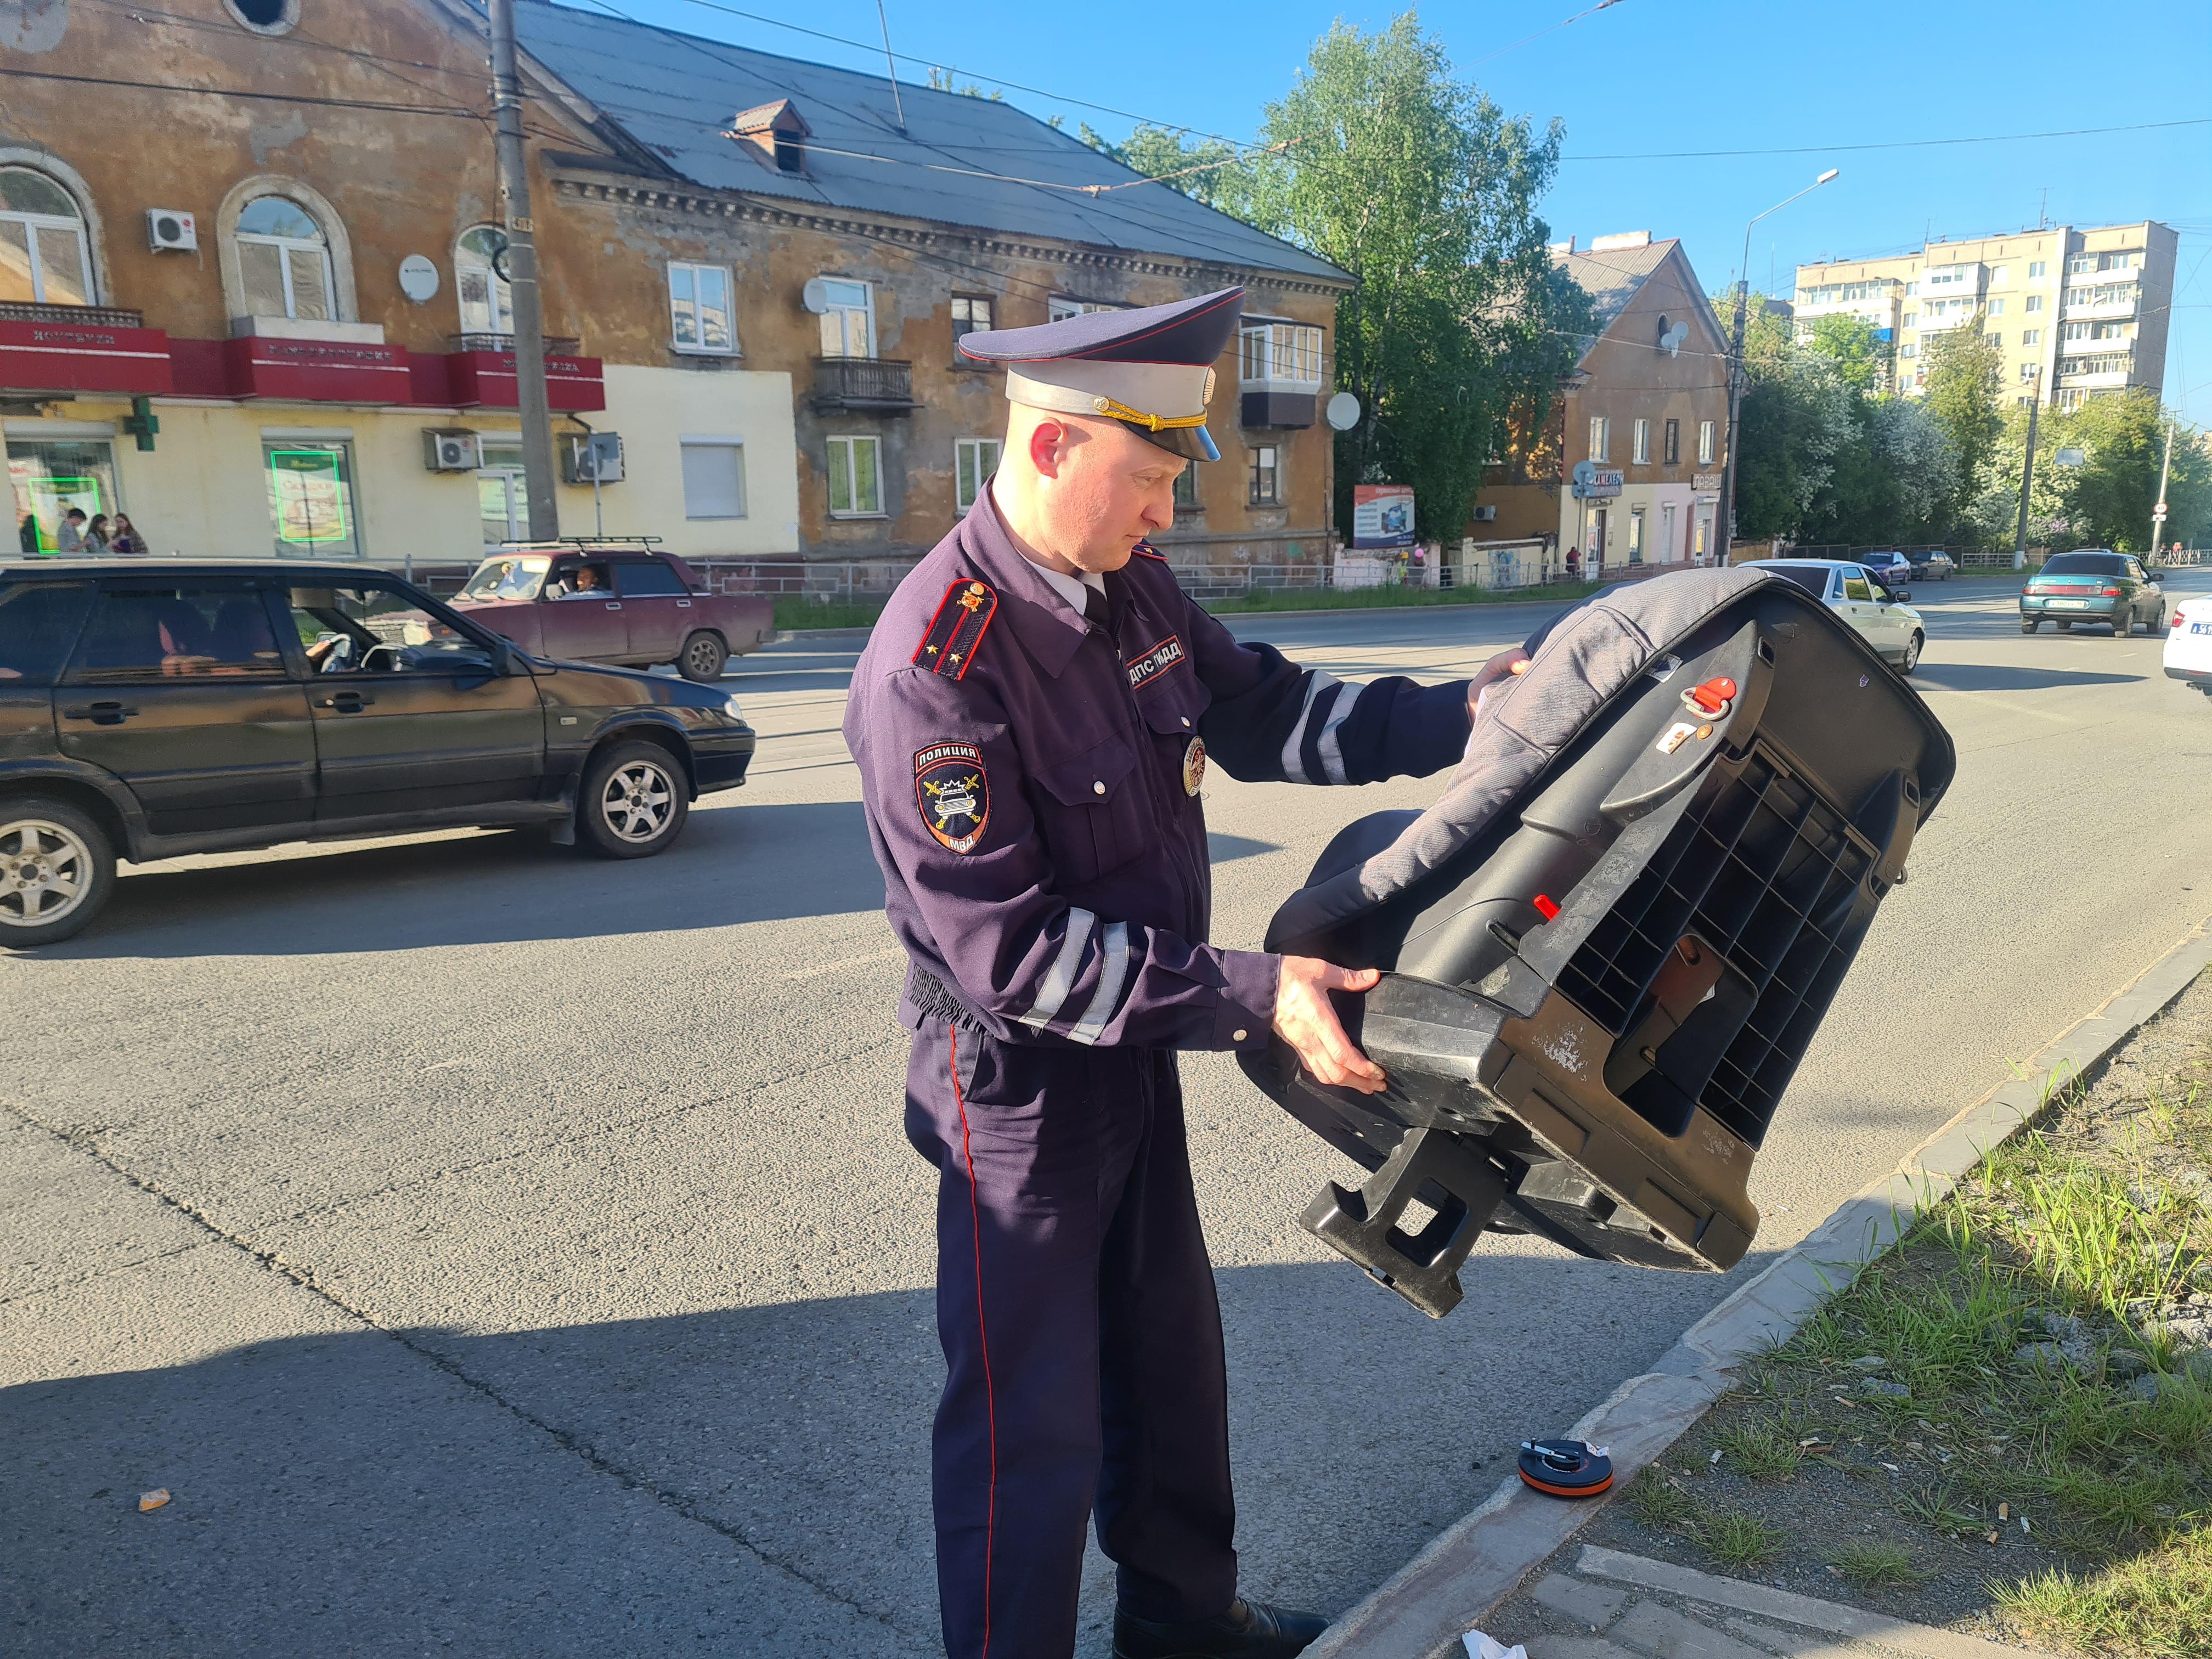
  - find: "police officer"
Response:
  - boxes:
[844,287,1502,1659]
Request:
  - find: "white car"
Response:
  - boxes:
[2165,595,2212,698]
[1744,559,1926,674]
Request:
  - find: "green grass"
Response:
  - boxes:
[773,596,888,631]
[1712,1420,1803,1482]
[1704,1509,1787,1570]
[1996,1528,2212,1658]
[1618,1469,1787,1572]
[1831,1540,1928,1589]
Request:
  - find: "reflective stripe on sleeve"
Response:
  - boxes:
[1015,906,1096,1031]
[1315,684,1360,785]
[1278,671,1340,782]
[1066,921,1131,1046]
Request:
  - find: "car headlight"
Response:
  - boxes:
[721,692,745,721]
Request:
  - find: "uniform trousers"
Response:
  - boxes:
[904,1014,1239,1659]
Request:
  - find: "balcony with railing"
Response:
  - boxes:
[0,301,146,328]
[812,356,921,413]
[2060,295,2140,323]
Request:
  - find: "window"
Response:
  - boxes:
[1663,418,1680,466]
[8,436,119,552]
[1173,465,1198,511]
[0,168,91,306]
[1588,416,1609,461]
[1843,573,1874,602]
[951,294,994,358]
[1900,343,1917,359]
[817,278,873,358]
[614,560,689,597]
[454,227,512,335]
[1660,503,1676,561]
[825,435,882,516]
[2068,254,2097,275]
[1697,420,1714,465]
[1239,323,1323,385]
[69,583,284,681]
[954,437,1000,514]
[2022,328,2041,346]
[1048,297,1124,321]
[1986,332,2002,348]
[1693,509,1712,561]
[1989,298,2006,316]
[262,440,360,558]
[2029,260,2046,278]
[1632,419,1651,465]
[0,580,93,686]
[1904,281,1917,297]
[236,196,334,321]
[2025,295,2044,313]
[668,262,735,354]
[1627,507,1645,566]
[1901,313,1917,330]
[1248,444,1279,505]
[2061,321,2090,341]
[2021,363,2039,382]
[283,582,496,678]
[679,439,747,520]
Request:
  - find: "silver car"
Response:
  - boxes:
[1745,559,1926,674]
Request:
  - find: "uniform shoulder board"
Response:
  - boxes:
[913,578,1000,680]
[1131,541,1169,562]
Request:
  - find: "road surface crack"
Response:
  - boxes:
[1,1098,916,1644]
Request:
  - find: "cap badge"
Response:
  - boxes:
[1202,366,1216,404]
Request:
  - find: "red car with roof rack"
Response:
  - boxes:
[453,539,774,681]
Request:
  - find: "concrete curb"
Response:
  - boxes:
[1307,917,2212,1659]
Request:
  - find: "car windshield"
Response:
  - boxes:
[459,556,549,600]
[2042,552,2124,576]
[1757,564,1830,596]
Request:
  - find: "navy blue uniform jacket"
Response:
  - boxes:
[844,489,1475,1054]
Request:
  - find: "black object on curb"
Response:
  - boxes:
[1517,1439,1613,1498]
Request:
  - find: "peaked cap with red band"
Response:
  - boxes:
[955,285,1244,462]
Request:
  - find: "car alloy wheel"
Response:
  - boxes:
[0,815,95,930]
[598,759,675,844]
[1900,631,1922,674]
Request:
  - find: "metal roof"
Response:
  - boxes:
[516,0,1348,285]
[1555,238,1679,334]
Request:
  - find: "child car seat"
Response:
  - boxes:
[1239,568,1955,1316]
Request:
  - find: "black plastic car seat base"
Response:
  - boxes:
[1297,1125,1509,1319]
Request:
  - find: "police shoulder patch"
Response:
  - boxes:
[1130,540,1169,562]
[914,741,990,854]
[913,578,999,679]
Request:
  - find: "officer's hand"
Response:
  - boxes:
[1274,957,1386,1094]
[1469,648,1531,720]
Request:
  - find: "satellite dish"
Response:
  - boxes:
[398,255,439,304]
[1325,391,1361,431]
[1660,321,1689,358]
[802,277,831,315]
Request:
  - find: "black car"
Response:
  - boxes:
[0,560,756,946]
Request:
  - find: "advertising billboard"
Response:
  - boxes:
[1352,483,1416,549]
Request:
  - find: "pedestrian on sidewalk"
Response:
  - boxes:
[845,287,1511,1659]
[82,513,112,556]
[109,513,146,556]
[54,507,86,555]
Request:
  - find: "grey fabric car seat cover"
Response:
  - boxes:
[1301,567,1780,931]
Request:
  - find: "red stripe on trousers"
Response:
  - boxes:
[950,1026,997,1656]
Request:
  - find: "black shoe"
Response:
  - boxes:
[1112,1597,1329,1659]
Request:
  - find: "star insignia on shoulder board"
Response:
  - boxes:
[912,578,1000,681]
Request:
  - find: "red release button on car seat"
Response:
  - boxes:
[1684,676,1736,715]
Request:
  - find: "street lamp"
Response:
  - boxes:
[1719,168,1839,559]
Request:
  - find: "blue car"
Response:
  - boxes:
[1860,551,1913,600]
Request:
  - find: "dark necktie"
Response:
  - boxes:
[1081,580,1111,634]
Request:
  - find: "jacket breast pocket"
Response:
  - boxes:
[1032,734,1144,884]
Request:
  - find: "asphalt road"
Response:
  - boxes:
[7,571,2212,1656]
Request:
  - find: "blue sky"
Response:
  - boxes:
[578,0,2212,425]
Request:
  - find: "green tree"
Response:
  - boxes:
[1724,294,1853,539]
[1804,313,1888,394]
[1918,319,2003,522]
[1238,14,1576,537]
[1078,122,1254,217]
[2054,390,2181,552]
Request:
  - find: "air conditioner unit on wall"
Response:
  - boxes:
[146,209,198,253]
[563,432,624,484]
[1472,504,1498,522]
[422,428,482,472]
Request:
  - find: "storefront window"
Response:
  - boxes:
[262,441,362,558]
[9,438,119,552]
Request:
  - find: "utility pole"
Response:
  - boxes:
[2013,366,2042,571]
[489,0,558,540]
[2149,416,2175,560]
[1722,169,1838,562]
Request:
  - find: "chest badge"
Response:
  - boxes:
[914,741,991,854]
[1182,736,1207,797]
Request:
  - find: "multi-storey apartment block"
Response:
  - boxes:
[1795,221,2176,411]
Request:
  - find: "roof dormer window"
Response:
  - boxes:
[729,99,810,176]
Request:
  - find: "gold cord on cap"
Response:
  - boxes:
[1087,395,1210,433]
